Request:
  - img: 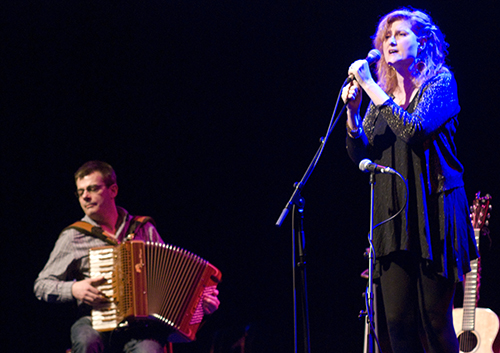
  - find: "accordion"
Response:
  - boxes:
[89,241,222,342]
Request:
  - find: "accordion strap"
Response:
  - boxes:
[63,215,155,245]
[125,216,155,241]
[63,221,119,246]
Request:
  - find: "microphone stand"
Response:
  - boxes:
[292,196,310,353]
[361,167,407,353]
[363,172,376,353]
[275,146,319,353]
[276,93,348,353]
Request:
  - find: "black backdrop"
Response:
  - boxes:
[3,1,500,352]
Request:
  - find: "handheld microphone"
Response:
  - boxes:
[346,49,381,83]
[359,159,396,175]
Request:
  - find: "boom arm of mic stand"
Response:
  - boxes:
[276,103,347,227]
[275,140,320,228]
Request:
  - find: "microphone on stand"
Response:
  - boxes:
[346,49,381,83]
[359,159,396,175]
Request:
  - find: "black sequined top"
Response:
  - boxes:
[346,72,477,281]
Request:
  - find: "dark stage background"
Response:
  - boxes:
[3,1,500,352]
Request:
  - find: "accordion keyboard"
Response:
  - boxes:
[89,246,120,331]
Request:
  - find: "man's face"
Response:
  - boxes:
[76,171,117,221]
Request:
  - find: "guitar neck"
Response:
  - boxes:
[461,229,481,331]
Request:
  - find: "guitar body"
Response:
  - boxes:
[453,307,499,353]
[452,193,499,353]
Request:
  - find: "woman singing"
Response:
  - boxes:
[342,7,478,353]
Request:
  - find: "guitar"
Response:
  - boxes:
[453,192,498,353]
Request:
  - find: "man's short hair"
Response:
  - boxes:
[74,160,117,187]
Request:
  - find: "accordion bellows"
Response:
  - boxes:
[89,241,221,342]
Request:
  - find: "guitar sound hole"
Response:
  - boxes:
[458,331,478,352]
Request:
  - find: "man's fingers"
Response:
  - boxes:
[89,276,106,286]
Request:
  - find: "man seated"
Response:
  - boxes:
[34,161,220,353]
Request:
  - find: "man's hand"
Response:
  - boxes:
[71,277,107,306]
[202,288,220,315]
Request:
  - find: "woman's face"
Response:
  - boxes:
[383,19,420,71]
